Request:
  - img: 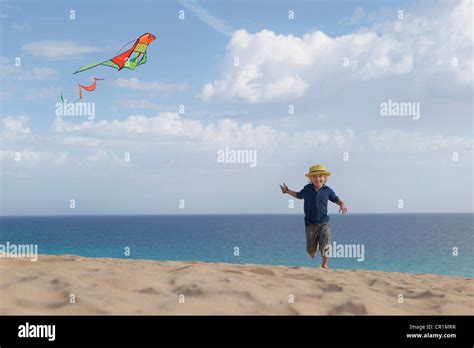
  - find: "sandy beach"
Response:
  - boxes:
[0,254,472,315]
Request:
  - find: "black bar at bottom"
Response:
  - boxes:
[0,315,472,346]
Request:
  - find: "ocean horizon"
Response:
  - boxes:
[1,213,472,278]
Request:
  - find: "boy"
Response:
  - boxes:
[280,164,347,269]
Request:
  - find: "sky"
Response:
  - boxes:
[0,0,472,215]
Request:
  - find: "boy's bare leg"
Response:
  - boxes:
[321,256,328,269]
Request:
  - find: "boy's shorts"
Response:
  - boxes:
[305,223,331,257]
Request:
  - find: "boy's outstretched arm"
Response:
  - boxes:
[280,183,301,199]
[336,200,348,214]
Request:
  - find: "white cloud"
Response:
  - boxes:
[287,129,355,150]
[0,149,68,165]
[114,77,187,93]
[23,86,60,100]
[53,112,281,148]
[17,67,57,81]
[2,115,31,134]
[22,40,101,59]
[340,6,365,25]
[63,136,101,147]
[84,149,109,162]
[0,56,57,81]
[114,98,165,111]
[367,130,473,152]
[82,149,134,167]
[2,112,471,172]
[199,0,473,103]
[178,0,234,36]
[51,112,473,159]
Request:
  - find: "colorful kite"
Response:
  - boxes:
[74,33,157,74]
[68,32,156,100]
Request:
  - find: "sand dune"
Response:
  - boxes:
[0,254,472,315]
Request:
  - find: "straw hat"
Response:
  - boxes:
[305,164,331,177]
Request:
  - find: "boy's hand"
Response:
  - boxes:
[280,183,289,194]
[338,202,348,214]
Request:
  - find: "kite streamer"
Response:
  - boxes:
[78,77,103,100]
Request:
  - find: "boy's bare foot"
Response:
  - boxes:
[321,256,328,268]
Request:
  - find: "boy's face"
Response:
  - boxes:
[310,174,326,186]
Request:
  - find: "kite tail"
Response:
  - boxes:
[78,77,104,100]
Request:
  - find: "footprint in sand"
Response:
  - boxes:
[46,301,68,309]
[329,301,368,315]
[136,287,160,295]
[19,275,39,282]
[404,290,445,299]
[247,267,275,276]
[322,284,343,292]
[50,278,70,290]
[173,284,204,296]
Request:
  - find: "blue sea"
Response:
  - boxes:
[0,214,472,278]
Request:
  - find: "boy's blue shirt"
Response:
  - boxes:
[297,184,339,224]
